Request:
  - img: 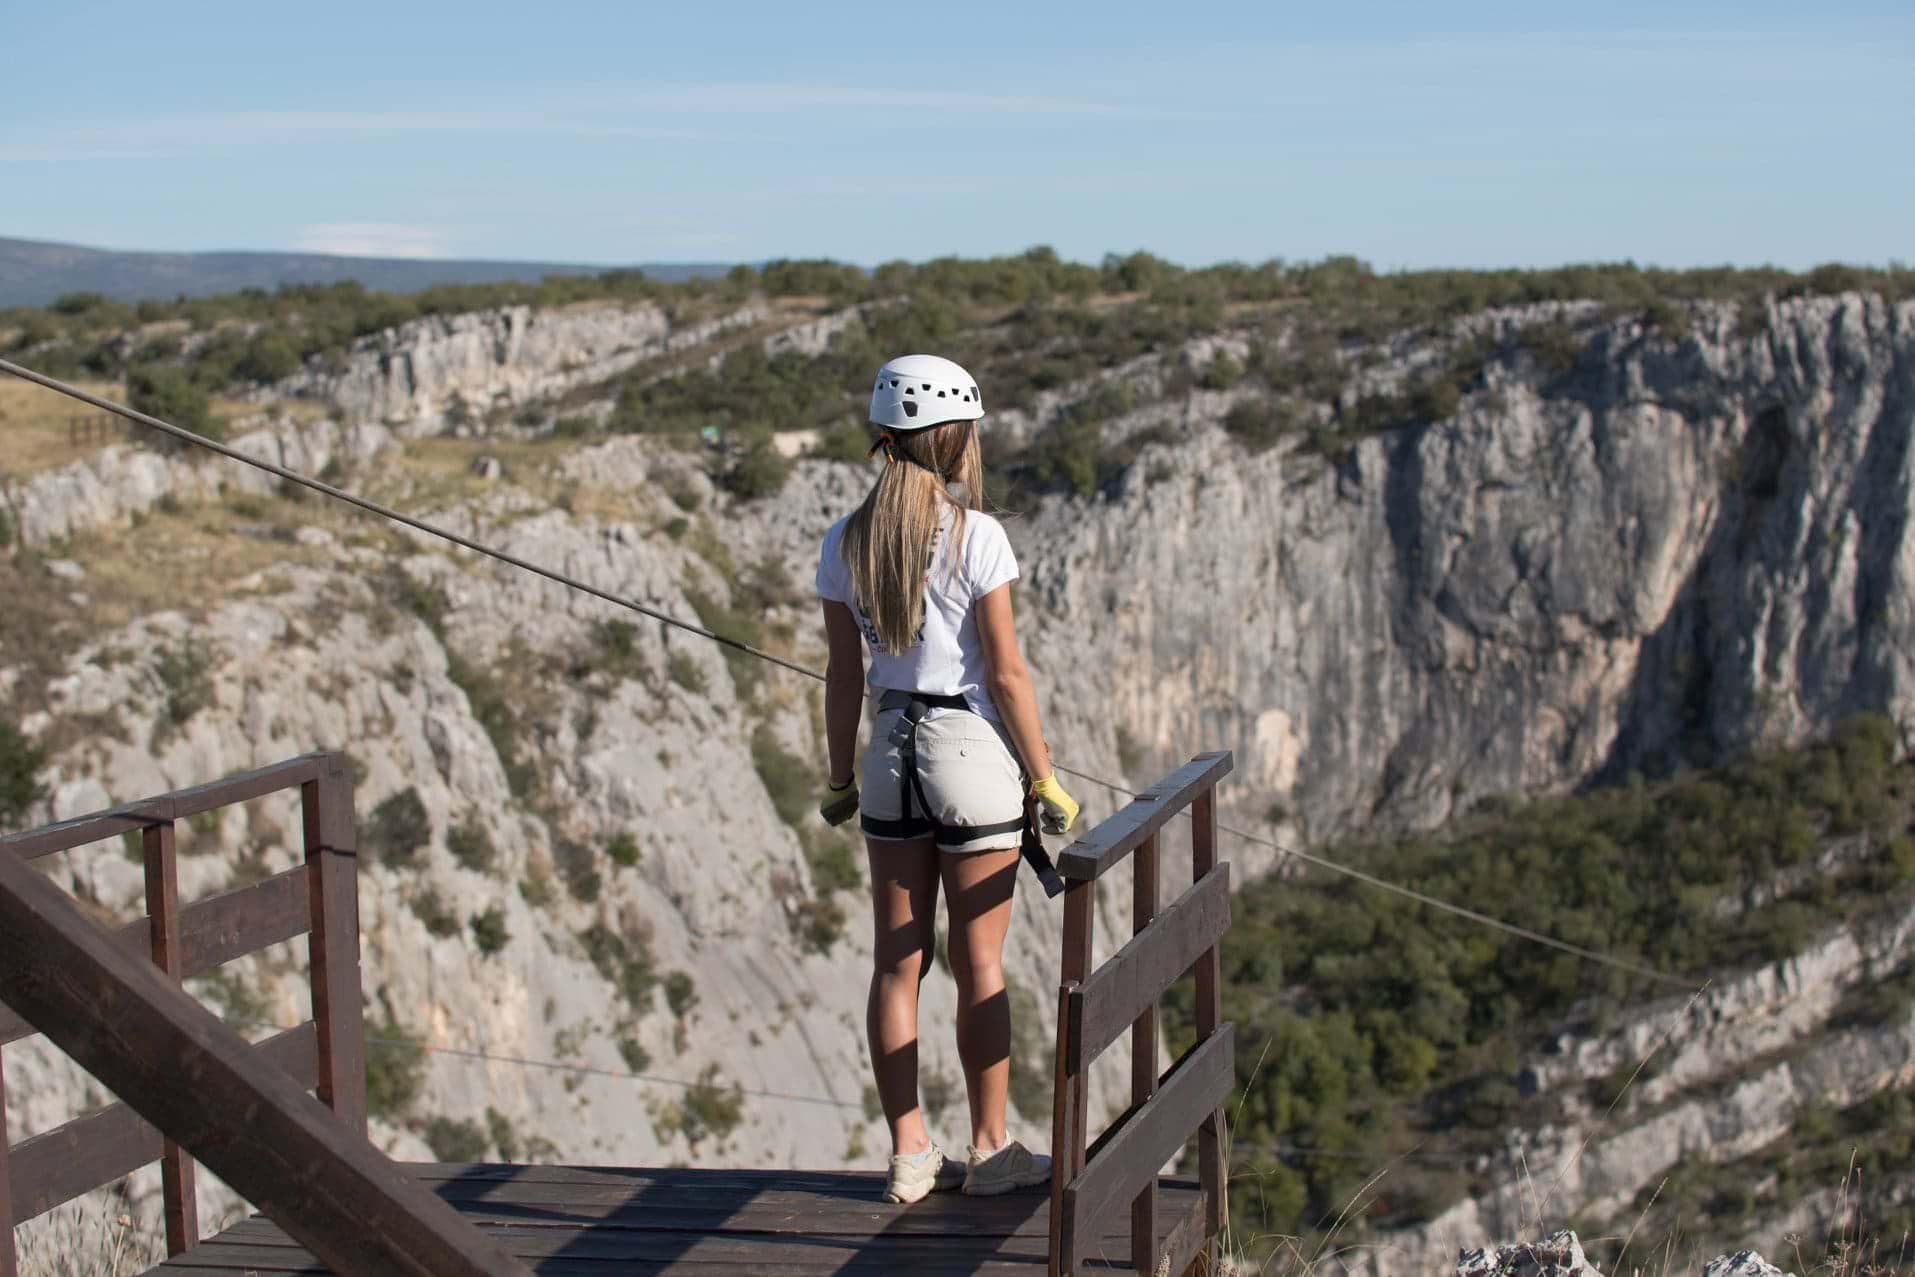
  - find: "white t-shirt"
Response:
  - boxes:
[816,507,1020,719]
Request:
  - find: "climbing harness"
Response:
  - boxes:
[864,689,1065,898]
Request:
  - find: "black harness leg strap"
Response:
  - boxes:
[1021,792,1066,899]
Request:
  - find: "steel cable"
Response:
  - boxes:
[3,358,1695,990]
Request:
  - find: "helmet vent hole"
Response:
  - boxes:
[901,400,919,418]
[922,383,932,390]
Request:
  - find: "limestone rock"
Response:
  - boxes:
[1457,1230,1602,1277]
[1703,1253,1795,1277]
[275,301,767,432]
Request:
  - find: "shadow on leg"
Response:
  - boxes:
[941,847,1019,1151]
[866,834,940,1154]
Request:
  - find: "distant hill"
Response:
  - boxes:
[0,235,733,308]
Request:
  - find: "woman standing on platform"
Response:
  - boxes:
[815,354,1080,1204]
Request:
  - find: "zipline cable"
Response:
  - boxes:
[3,358,1695,992]
[0,358,821,683]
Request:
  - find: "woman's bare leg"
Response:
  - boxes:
[941,845,1020,1151]
[866,834,941,1155]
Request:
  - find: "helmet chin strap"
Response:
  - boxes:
[870,427,965,481]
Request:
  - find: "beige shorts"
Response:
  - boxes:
[860,707,1027,853]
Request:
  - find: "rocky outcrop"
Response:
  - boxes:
[1450,1233,1796,1277]
[275,301,769,432]
[1,415,390,548]
[1323,838,1915,1275]
[1457,1230,1603,1277]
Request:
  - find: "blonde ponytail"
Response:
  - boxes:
[841,421,984,653]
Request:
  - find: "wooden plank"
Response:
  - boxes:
[1,755,329,862]
[1049,877,1095,1277]
[158,1185,1206,1273]
[1191,787,1225,1256]
[0,850,528,1276]
[9,1023,318,1227]
[1061,1024,1235,1265]
[1130,833,1160,1272]
[1055,753,1233,883]
[180,866,311,974]
[303,759,366,1135]
[1067,864,1231,1074]
[0,1046,14,1277]
[0,866,309,1049]
[145,821,199,1256]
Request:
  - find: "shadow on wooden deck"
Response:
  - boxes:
[145,1163,1207,1274]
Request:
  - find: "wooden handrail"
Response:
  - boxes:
[1055,751,1233,881]
[1,753,332,861]
[0,826,529,1275]
[0,752,371,1273]
[1049,750,1234,1277]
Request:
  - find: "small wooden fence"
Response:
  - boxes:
[0,753,526,1276]
[67,412,127,447]
[1049,750,1234,1277]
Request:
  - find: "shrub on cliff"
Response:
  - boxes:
[0,721,45,828]
[127,363,220,444]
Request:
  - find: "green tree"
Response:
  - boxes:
[127,363,220,444]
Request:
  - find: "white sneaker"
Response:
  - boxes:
[962,1140,1052,1196]
[883,1145,963,1204]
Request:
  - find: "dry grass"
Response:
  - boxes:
[0,376,133,474]
[0,375,292,478]
[14,1203,164,1277]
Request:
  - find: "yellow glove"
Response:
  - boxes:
[1031,774,1079,836]
[819,776,859,827]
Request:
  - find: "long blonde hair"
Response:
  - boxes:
[841,420,985,653]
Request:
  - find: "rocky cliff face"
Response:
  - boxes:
[271,300,771,434]
[1013,295,1914,855]
[5,290,1912,1263]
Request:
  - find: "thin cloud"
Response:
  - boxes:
[6,78,1211,160]
[615,82,1203,119]
[290,223,449,259]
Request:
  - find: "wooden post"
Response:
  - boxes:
[1131,833,1160,1271]
[143,821,198,1255]
[1190,787,1225,1275]
[303,756,367,1135]
[0,1045,15,1277]
[1050,876,1095,1277]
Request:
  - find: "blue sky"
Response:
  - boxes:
[3,1,1909,270]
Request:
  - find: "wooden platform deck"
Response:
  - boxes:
[142,1164,1209,1274]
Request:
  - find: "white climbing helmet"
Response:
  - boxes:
[868,354,984,431]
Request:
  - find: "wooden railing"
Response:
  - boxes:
[1049,750,1235,1277]
[0,753,527,1276]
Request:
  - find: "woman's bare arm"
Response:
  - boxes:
[821,600,866,786]
[974,583,1052,781]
